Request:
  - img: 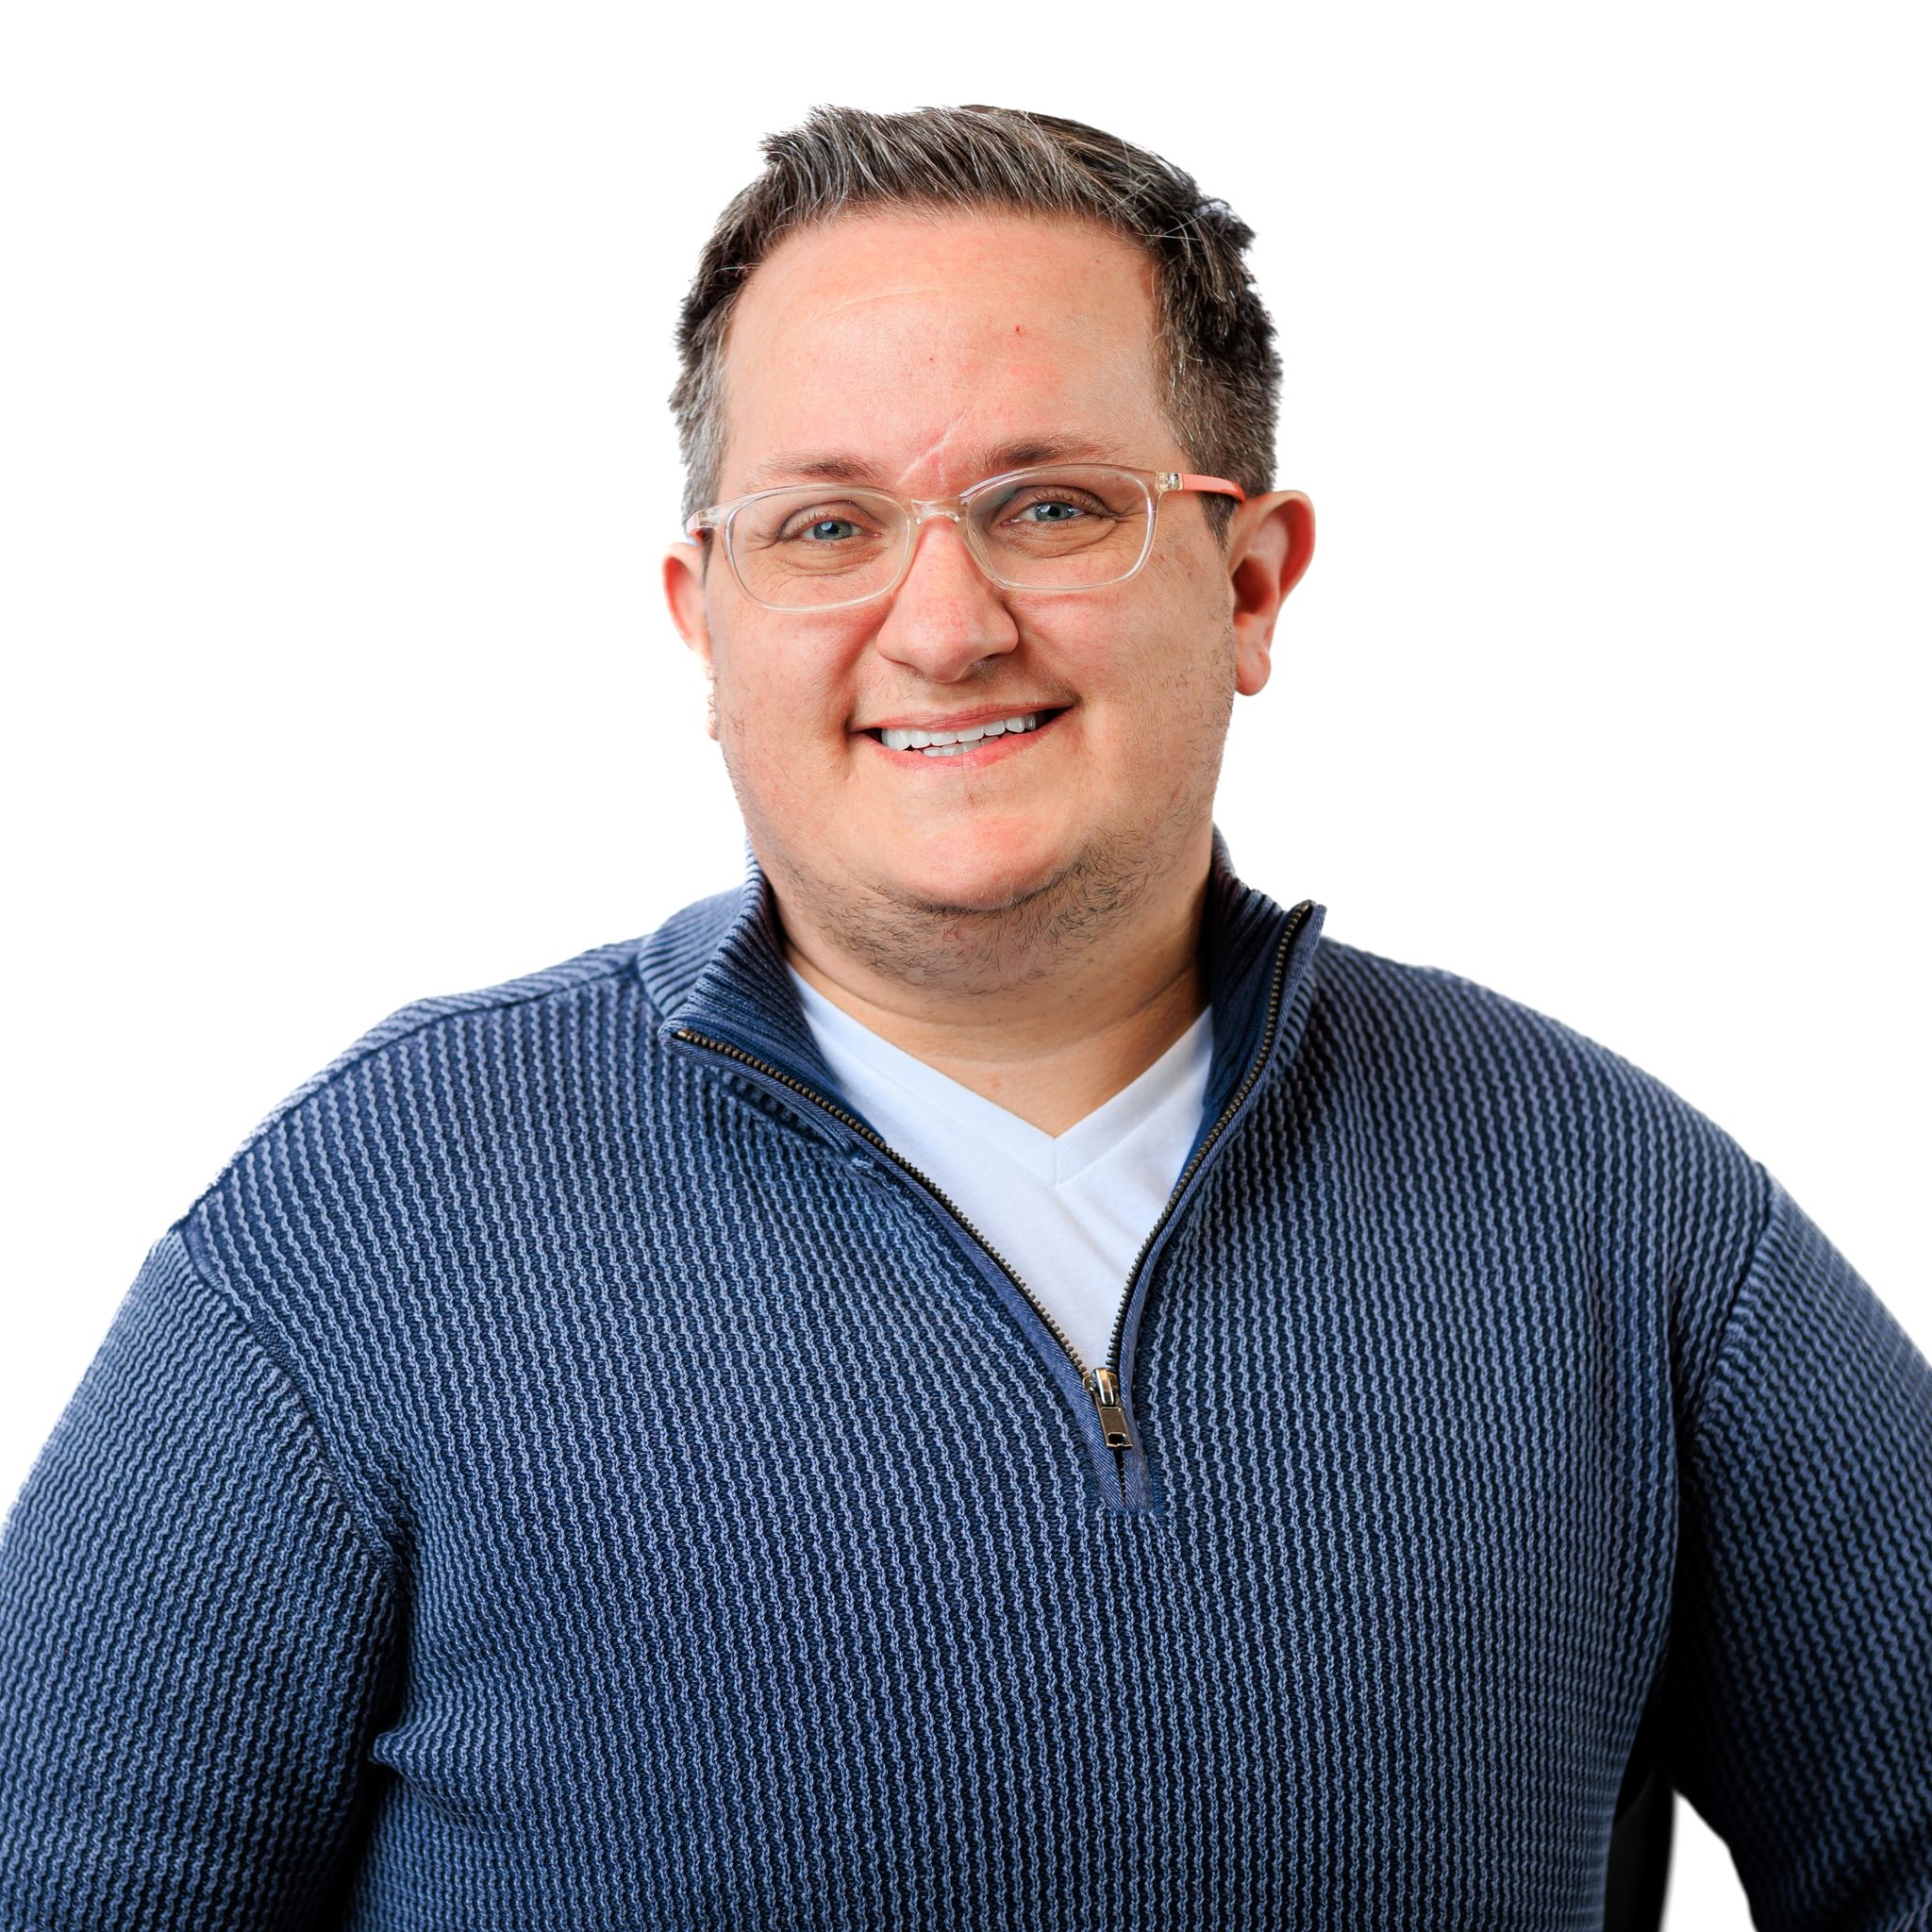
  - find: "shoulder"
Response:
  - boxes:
[1312,930,1710,1120]
[191,932,649,1208]
[173,870,773,1279]
[1307,928,1769,1231]
[139,925,668,1564]
[1306,930,1773,1417]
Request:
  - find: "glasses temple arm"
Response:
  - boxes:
[1171,473,1247,503]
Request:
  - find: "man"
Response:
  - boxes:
[0,102,1926,1932]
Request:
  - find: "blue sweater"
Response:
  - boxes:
[3,828,1928,1930]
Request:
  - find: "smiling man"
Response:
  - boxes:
[663,195,1311,1141]
[3,105,1929,1932]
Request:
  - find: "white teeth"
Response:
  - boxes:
[879,710,1051,753]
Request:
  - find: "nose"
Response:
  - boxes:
[869,512,1021,680]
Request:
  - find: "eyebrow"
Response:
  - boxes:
[735,437,1139,494]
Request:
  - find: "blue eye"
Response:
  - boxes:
[1015,500,1085,524]
[801,518,860,542]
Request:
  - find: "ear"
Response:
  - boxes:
[1226,491,1315,698]
[662,540,719,741]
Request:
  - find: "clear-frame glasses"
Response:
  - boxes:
[681,462,1248,612]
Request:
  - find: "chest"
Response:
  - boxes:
[356,1092,1674,1926]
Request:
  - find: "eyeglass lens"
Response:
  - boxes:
[725,465,1156,608]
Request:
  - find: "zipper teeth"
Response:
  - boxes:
[670,895,1311,1395]
[669,1027,1093,1378]
[1103,898,1310,1371]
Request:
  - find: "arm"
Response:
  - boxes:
[0,1223,402,1928]
[1662,1171,1932,1932]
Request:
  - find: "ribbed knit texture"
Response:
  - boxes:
[2,826,1928,1930]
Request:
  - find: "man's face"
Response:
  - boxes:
[664,207,1306,958]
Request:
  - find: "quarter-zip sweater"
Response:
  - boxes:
[2,828,1928,1931]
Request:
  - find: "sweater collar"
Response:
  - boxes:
[637,824,1326,1129]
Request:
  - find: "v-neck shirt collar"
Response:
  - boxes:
[785,964,1215,1190]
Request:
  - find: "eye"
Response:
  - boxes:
[783,515,866,544]
[998,487,1113,530]
[1012,494,1097,525]
[759,493,891,548]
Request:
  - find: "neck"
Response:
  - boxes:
[772,825,1213,1138]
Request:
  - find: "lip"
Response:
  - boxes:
[857,705,1073,771]
[855,701,1070,735]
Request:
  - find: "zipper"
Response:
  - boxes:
[668,1025,1099,1405]
[669,897,1310,1492]
[1097,896,1312,1409]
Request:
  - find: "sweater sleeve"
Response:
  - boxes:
[0,1222,402,1929]
[1661,1170,1932,1932]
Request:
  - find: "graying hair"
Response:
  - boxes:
[671,104,1281,543]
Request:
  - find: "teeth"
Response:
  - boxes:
[880,710,1051,754]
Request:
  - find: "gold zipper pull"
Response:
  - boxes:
[1088,1367,1133,1451]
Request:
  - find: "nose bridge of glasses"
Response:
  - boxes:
[908,498,967,528]
[897,499,1003,591]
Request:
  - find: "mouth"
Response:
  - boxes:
[858,706,1073,767]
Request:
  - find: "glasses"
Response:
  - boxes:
[682,462,1247,612]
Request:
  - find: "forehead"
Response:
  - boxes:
[716,208,1170,495]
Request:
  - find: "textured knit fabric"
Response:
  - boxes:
[2,825,1929,1931]
[786,960,1216,1373]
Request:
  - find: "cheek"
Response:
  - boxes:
[1169,540,1228,622]
[710,627,861,767]
[1118,581,1232,718]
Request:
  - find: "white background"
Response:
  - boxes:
[2,4,1926,1920]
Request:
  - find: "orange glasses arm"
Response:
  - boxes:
[1175,474,1247,503]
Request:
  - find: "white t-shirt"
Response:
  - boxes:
[786,966,1215,1374]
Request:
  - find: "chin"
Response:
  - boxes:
[875,815,1071,915]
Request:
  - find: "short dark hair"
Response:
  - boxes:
[671,104,1281,542]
